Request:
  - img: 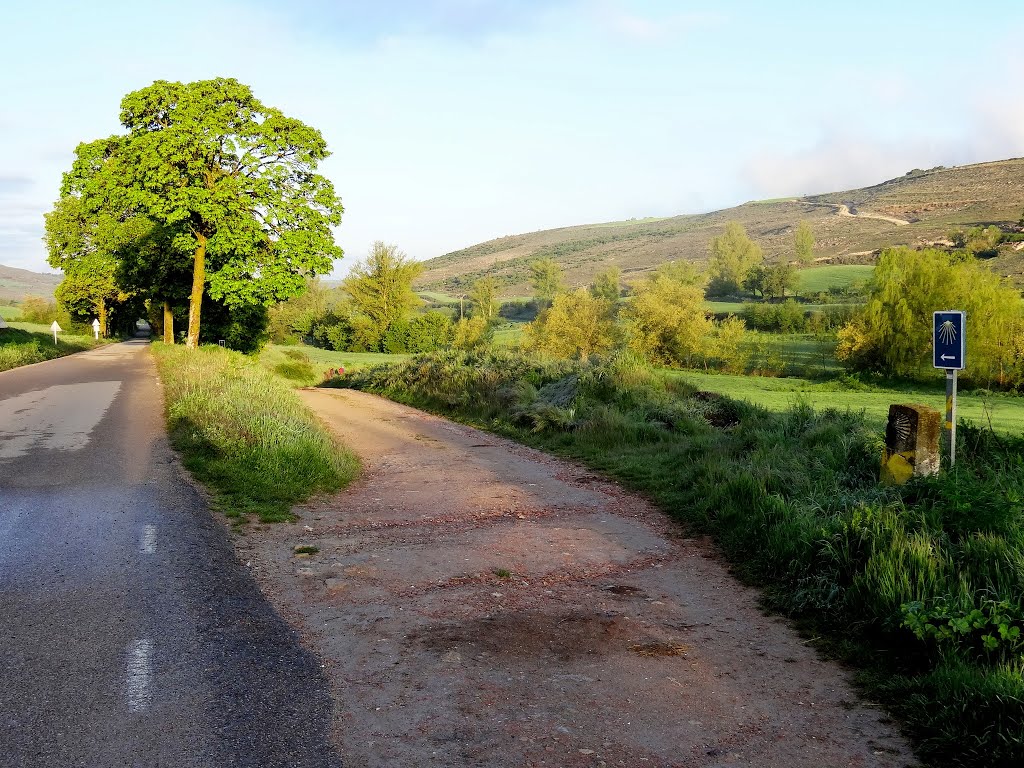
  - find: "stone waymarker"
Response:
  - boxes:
[881,403,941,485]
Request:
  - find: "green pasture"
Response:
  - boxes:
[492,323,525,347]
[260,344,411,387]
[797,264,874,293]
[669,369,1024,435]
[0,305,22,320]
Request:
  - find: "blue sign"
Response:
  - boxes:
[933,310,965,370]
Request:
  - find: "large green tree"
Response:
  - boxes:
[342,241,423,343]
[44,193,143,336]
[707,222,763,296]
[60,78,344,347]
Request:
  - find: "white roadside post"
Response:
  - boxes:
[932,310,966,468]
[50,320,62,345]
[92,318,100,340]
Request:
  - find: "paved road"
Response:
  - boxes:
[0,340,341,767]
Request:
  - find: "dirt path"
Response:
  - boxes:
[835,203,910,226]
[236,389,916,768]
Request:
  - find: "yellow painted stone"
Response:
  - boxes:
[881,450,915,486]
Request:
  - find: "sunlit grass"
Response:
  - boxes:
[152,343,359,522]
[0,323,111,372]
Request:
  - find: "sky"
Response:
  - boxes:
[2,0,1023,275]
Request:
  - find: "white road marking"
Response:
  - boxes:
[126,638,153,713]
[140,525,157,554]
[0,381,122,460]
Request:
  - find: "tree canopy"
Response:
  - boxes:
[707,222,763,296]
[53,78,343,347]
[623,262,710,367]
[343,241,423,344]
[529,257,564,309]
[794,220,815,265]
[837,247,1024,386]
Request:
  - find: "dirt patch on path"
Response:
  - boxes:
[236,388,917,768]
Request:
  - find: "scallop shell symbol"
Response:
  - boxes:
[893,412,912,443]
[939,320,957,344]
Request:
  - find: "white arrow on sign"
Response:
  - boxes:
[92,318,100,340]
[50,320,62,344]
[940,354,956,361]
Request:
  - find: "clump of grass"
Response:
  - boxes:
[493,568,512,578]
[293,545,320,555]
[152,343,359,523]
[342,349,1024,767]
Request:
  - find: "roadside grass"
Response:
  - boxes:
[798,264,874,293]
[0,323,111,372]
[670,369,1024,434]
[340,349,1024,767]
[152,343,359,523]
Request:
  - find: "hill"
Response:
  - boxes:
[415,158,1024,296]
[0,264,62,302]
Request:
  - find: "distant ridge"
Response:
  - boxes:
[415,157,1024,295]
[0,264,62,301]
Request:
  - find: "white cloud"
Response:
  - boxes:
[589,1,724,42]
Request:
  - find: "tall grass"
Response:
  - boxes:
[340,349,1024,767]
[152,344,359,522]
[0,326,109,372]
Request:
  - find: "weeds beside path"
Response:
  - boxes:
[151,343,359,522]
[232,386,913,768]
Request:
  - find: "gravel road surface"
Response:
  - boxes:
[237,387,918,768]
[0,340,341,768]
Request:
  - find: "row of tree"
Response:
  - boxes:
[45,78,342,348]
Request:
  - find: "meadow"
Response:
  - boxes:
[673,369,1024,435]
[0,305,23,320]
[797,263,874,293]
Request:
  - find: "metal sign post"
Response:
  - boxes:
[933,310,965,468]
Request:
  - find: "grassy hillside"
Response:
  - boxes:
[0,265,62,302]
[415,158,1024,296]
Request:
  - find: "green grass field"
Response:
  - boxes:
[260,344,411,387]
[0,305,22,320]
[797,264,874,293]
[492,324,525,347]
[669,369,1024,435]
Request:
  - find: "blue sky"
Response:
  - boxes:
[2,0,1023,274]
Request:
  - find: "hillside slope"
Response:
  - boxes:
[416,158,1024,295]
[0,265,61,301]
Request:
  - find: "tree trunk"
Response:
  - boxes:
[186,234,207,349]
[97,299,107,338]
[163,301,174,345]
